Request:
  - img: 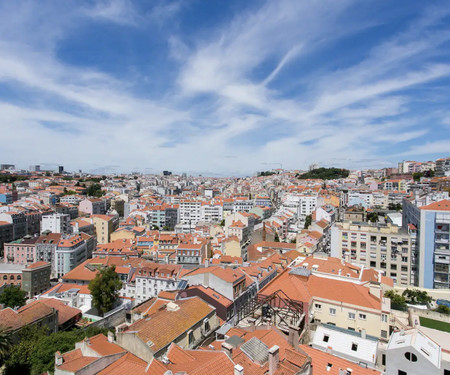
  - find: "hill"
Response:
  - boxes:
[296,167,349,180]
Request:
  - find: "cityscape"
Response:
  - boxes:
[1,1,450,375]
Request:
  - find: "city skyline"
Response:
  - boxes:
[1,1,450,175]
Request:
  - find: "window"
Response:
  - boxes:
[323,335,329,343]
[381,330,388,338]
[381,314,388,322]
[329,308,336,316]
[359,313,366,320]
[404,352,417,362]
[398,371,407,375]
[351,343,358,351]
[348,312,356,320]
[315,303,322,310]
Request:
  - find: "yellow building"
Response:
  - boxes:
[91,215,119,244]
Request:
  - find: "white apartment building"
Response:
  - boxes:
[59,195,83,204]
[179,200,201,227]
[297,195,318,219]
[55,235,88,278]
[200,203,223,223]
[41,213,71,234]
[233,198,254,213]
[132,264,184,304]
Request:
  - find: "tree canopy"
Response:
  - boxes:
[88,266,122,316]
[402,288,432,305]
[296,167,349,180]
[3,325,109,375]
[304,214,312,229]
[0,285,27,309]
[86,183,104,198]
[384,290,407,310]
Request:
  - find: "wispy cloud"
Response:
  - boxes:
[0,0,449,174]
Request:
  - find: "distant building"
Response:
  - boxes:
[0,164,15,170]
[163,170,172,176]
[41,213,71,234]
[58,165,64,174]
[29,164,40,172]
[436,157,450,177]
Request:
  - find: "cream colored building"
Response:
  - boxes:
[91,214,119,244]
[331,221,413,286]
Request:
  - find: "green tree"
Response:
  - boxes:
[86,183,104,198]
[274,233,280,242]
[3,325,108,375]
[367,212,378,223]
[220,219,225,227]
[436,305,450,315]
[304,214,312,229]
[402,289,432,305]
[3,325,48,374]
[0,328,11,365]
[0,285,27,308]
[384,290,407,309]
[88,266,122,316]
[162,225,170,231]
[29,327,109,375]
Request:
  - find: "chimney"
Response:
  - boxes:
[262,222,266,242]
[55,351,63,366]
[234,364,244,375]
[288,325,300,347]
[268,345,279,375]
[204,258,209,268]
[360,329,366,339]
[400,329,405,336]
[222,342,233,358]
[108,331,114,343]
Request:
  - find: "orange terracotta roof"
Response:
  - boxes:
[35,298,81,326]
[299,345,380,375]
[97,352,148,375]
[260,269,381,310]
[421,199,450,211]
[124,297,214,353]
[26,261,50,269]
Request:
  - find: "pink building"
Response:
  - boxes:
[78,198,106,215]
[4,237,39,265]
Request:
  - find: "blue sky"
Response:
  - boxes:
[0,0,449,176]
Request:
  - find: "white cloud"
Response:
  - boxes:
[0,0,449,174]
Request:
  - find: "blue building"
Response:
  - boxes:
[403,196,450,289]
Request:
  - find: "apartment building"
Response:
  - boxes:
[176,242,207,265]
[133,264,183,303]
[91,214,119,244]
[55,234,89,277]
[0,221,13,251]
[41,213,71,234]
[4,237,39,265]
[200,202,223,223]
[403,198,450,289]
[0,211,27,240]
[78,198,106,215]
[233,197,254,213]
[179,200,201,227]
[331,222,413,286]
[21,261,51,297]
[435,157,450,177]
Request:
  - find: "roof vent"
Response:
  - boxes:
[166,302,180,312]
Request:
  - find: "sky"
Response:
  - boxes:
[0,0,450,176]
